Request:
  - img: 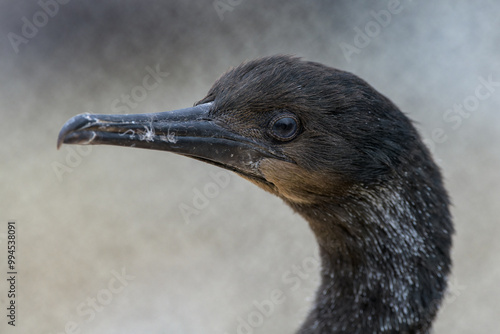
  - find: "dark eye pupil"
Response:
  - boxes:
[272,117,298,140]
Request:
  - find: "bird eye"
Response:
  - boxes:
[269,115,299,141]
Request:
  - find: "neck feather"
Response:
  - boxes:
[293,179,452,334]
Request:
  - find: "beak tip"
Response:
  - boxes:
[57,113,93,150]
[57,129,66,149]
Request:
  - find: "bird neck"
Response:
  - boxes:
[292,181,450,334]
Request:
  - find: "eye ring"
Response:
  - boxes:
[269,114,300,141]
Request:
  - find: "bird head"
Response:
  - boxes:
[58,55,420,206]
[58,55,453,333]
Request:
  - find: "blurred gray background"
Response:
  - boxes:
[1,1,499,333]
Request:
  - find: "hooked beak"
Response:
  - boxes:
[57,102,287,178]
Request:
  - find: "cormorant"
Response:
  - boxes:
[58,55,453,334]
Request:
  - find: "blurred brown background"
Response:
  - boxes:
[0,1,499,333]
